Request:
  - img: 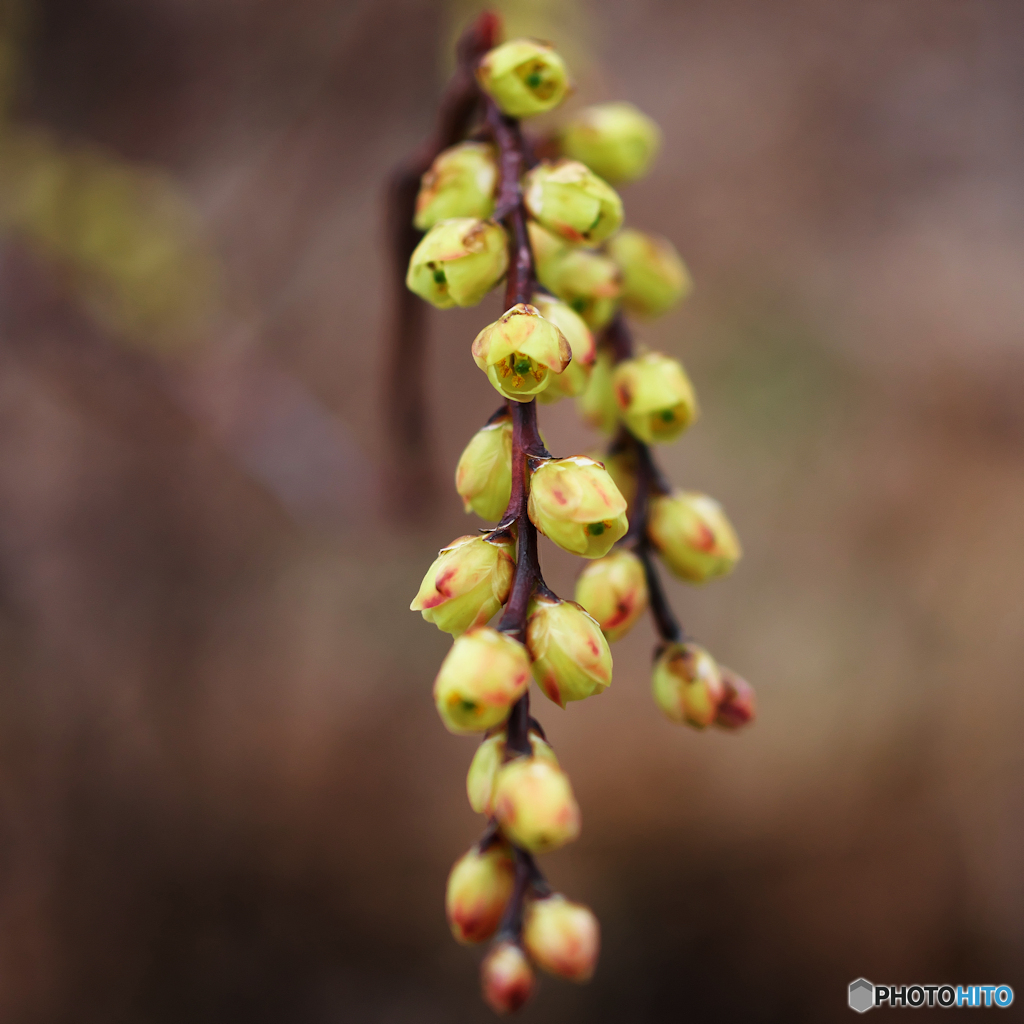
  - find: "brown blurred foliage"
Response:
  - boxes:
[1,1,1023,1021]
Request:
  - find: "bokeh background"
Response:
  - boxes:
[1,0,1023,1020]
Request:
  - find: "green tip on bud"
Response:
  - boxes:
[476,39,570,119]
[410,534,515,636]
[493,756,581,853]
[467,727,557,816]
[715,666,756,729]
[406,217,508,309]
[576,349,620,433]
[413,142,498,231]
[651,641,725,728]
[471,303,572,402]
[455,415,513,522]
[559,102,662,183]
[433,627,532,734]
[528,456,629,559]
[613,352,698,444]
[536,245,621,329]
[526,596,612,707]
[524,160,624,247]
[522,894,601,982]
[531,293,595,402]
[574,549,649,642]
[446,843,516,945]
[481,941,536,1014]
[647,490,741,583]
[607,228,692,318]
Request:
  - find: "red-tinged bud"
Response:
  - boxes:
[715,666,756,729]
[466,728,557,815]
[493,757,581,853]
[651,642,725,729]
[647,490,741,583]
[481,941,535,1014]
[525,596,612,707]
[524,159,624,247]
[445,843,516,945]
[522,894,600,982]
[574,549,648,642]
[612,352,698,444]
[538,246,622,330]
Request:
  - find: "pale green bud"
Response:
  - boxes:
[476,39,570,119]
[481,941,535,1014]
[410,534,515,635]
[531,292,595,402]
[433,627,531,735]
[526,596,612,707]
[715,666,756,730]
[493,757,581,853]
[467,727,558,815]
[576,349,620,433]
[613,352,698,444]
[406,217,508,309]
[528,456,629,558]
[524,160,624,246]
[471,302,572,402]
[648,490,741,583]
[445,843,515,944]
[455,414,513,522]
[537,246,621,329]
[651,642,725,728]
[522,894,600,982]
[607,228,692,318]
[413,142,498,230]
[560,102,662,183]
[574,549,649,642]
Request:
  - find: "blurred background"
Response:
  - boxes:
[1,0,1023,1020]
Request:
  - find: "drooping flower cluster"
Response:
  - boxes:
[399,14,755,1014]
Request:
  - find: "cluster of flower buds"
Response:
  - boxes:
[400,14,755,1014]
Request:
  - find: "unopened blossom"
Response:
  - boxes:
[524,160,624,246]
[715,666,756,730]
[613,352,698,444]
[445,843,516,944]
[481,941,535,1014]
[559,102,661,183]
[492,757,581,853]
[455,415,513,522]
[526,596,612,707]
[466,727,558,816]
[522,894,600,982]
[406,217,507,309]
[537,245,621,329]
[574,549,649,642]
[414,142,498,230]
[607,228,692,318]
[648,490,741,583]
[476,39,570,119]
[651,642,725,728]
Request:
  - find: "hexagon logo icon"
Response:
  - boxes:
[849,978,874,1013]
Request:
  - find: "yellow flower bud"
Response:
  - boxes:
[559,102,662,183]
[433,627,531,735]
[476,39,570,119]
[481,941,535,1015]
[413,142,498,231]
[471,303,572,402]
[455,415,513,522]
[647,490,741,583]
[576,349,620,433]
[406,217,508,309]
[574,549,648,642]
[445,843,516,945]
[493,757,581,853]
[522,894,600,982]
[651,642,725,728]
[524,160,624,247]
[467,728,558,815]
[613,352,698,444]
[538,245,621,329]
[410,535,515,636]
[715,666,756,730]
[607,228,692,318]
[526,596,612,707]
[528,456,628,558]
[531,292,595,402]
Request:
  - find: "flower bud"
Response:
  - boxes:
[413,142,498,230]
[524,160,624,247]
[493,756,581,853]
[467,728,558,815]
[647,490,741,583]
[526,596,612,707]
[576,349,620,433]
[531,292,595,402]
[715,667,756,730]
[528,456,629,559]
[406,217,508,309]
[445,843,516,944]
[433,627,531,735]
[522,894,600,982]
[471,303,572,402]
[410,535,515,636]
[538,246,621,329]
[607,228,692,318]
[613,352,698,444]
[574,549,648,642]
[651,642,725,728]
[455,415,513,522]
[476,39,570,119]
[527,219,569,280]
[481,941,535,1014]
[559,102,661,183]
